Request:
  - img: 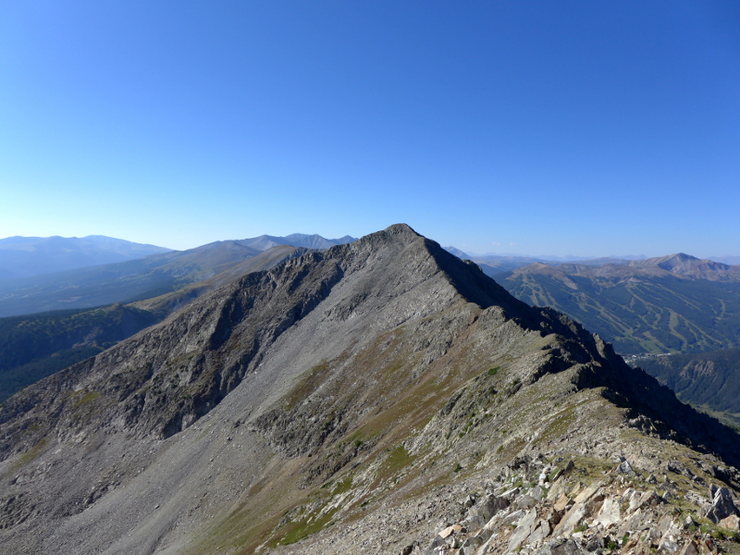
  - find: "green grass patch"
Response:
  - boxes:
[696,517,740,542]
[271,506,339,546]
[9,438,47,474]
[283,361,330,409]
[379,358,406,381]
[536,406,575,444]
[331,476,353,496]
[71,390,101,408]
[570,455,614,482]
[380,445,414,479]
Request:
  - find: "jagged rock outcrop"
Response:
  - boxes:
[0,224,737,554]
[706,486,739,524]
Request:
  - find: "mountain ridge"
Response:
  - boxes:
[0,233,347,317]
[0,224,737,554]
[233,232,356,252]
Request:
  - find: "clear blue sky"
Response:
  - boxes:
[1,1,738,256]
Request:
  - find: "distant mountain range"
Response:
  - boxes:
[0,233,355,317]
[236,233,355,251]
[443,247,650,275]
[0,235,171,280]
[498,253,740,355]
[711,255,740,266]
[489,252,740,424]
[504,252,740,282]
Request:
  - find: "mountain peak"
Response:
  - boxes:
[657,252,699,264]
[381,222,422,237]
[336,223,425,254]
[337,224,529,315]
[645,252,735,279]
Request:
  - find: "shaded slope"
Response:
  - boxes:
[631,348,740,428]
[0,246,301,403]
[0,305,158,404]
[0,225,736,554]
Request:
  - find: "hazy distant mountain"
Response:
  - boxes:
[500,253,740,354]
[554,256,636,267]
[475,255,553,275]
[710,255,740,266]
[0,233,352,317]
[0,225,736,554]
[237,233,355,251]
[527,253,740,282]
[443,248,644,276]
[0,235,170,280]
[632,253,740,281]
[0,241,276,317]
[441,249,552,274]
[443,246,470,258]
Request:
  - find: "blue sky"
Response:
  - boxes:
[1,1,738,256]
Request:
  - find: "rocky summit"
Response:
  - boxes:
[0,224,738,554]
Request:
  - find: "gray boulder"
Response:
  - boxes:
[471,493,510,522]
[705,486,738,523]
[538,538,584,554]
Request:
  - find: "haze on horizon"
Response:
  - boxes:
[1,1,738,258]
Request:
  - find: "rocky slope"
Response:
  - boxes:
[0,225,737,554]
[0,246,302,403]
